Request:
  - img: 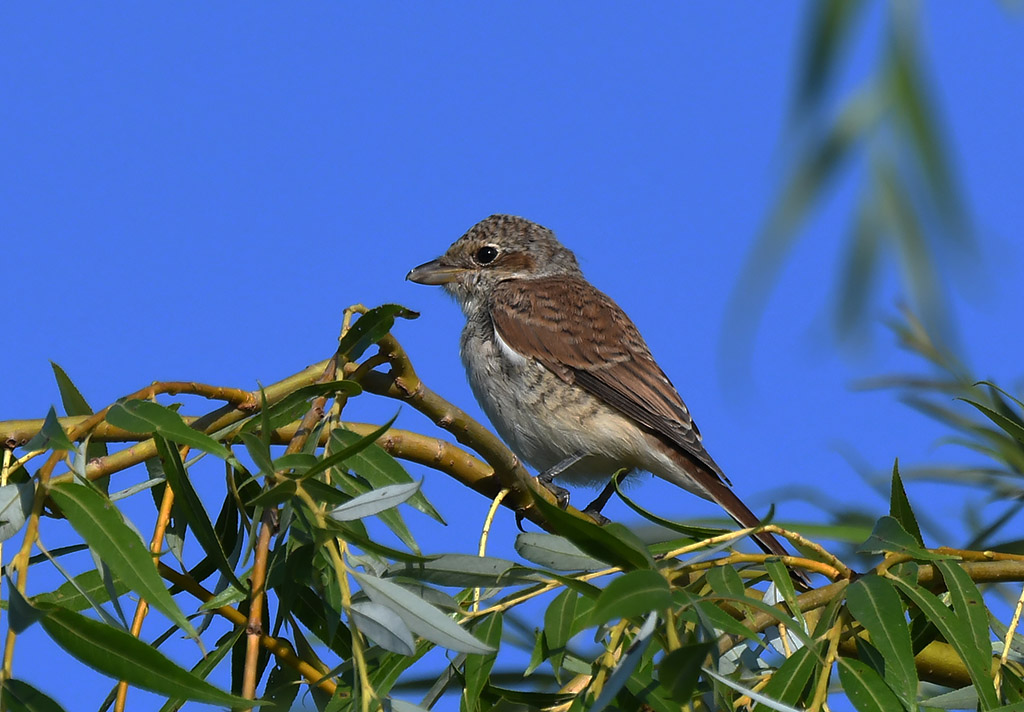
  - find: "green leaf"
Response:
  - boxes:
[329,428,444,523]
[106,400,232,461]
[514,532,605,572]
[154,435,245,591]
[337,304,418,361]
[706,565,746,599]
[613,476,728,539]
[463,613,502,711]
[1,678,68,712]
[48,482,198,639]
[590,570,671,628]
[764,559,806,632]
[543,588,577,677]
[329,481,421,521]
[158,627,244,712]
[960,397,1024,446]
[247,480,297,508]
[858,516,950,560]
[837,658,904,712]
[38,606,253,707]
[934,561,998,701]
[890,575,999,709]
[888,460,924,547]
[243,381,362,434]
[758,645,818,707]
[23,406,75,452]
[50,362,93,416]
[530,493,653,570]
[31,569,130,611]
[353,571,494,655]
[658,642,711,703]
[6,579,46,634]
[845,575,917,709]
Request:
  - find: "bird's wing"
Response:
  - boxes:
[489,276,728,484]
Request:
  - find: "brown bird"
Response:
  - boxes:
[407,214,804,580]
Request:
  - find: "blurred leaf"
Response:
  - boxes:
[836,658,903,712]
[48,481,197,639]
[23,406,75,452]
[353,571,494,654]
[0,483,34,542]
[330,428,444,523]
[38,606,250,707]
[590,570,670,628]
[794,0,865,111]
[1,679,67,712]
[514,532,606,572]
[589,612,657,712]
[888,460,924,547]
[351,600,415,656]
[530,493,653,570]
[155,435,245,591]
[338,304,418,361]
[106,400,233,461]
[329,481,421,521]
[845,575,917,709]
[463,613,502,712]
[658,642,711,703]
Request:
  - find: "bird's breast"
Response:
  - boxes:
[459,321,651,485]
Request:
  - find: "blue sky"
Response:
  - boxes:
[3,3,1023,709]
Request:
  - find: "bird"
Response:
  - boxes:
[407,214,806,582]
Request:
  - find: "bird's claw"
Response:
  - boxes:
[536,472,570,509]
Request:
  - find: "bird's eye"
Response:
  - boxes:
[475,246,499,265]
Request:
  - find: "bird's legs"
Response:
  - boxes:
[581,479,616,525]
[536,453,582,509]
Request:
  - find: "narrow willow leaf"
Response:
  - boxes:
[612,476,727,539]
[764,559,806,631]
[389,554,535,588]
[463,613,502,711]
[337,304,418,361]
[758,645,818,707]
[329,481,421,521]
[48,482,198,639]
[890,576,999,709]
[1,678,68,712]
[242,381,362,434]
[330,428,444,522]
[0,482,34,542]
[530,493,653,570]
[706,565,746,599]
[960,397,1024,446]
[350,600,415,656]
[543,588,576,677]
[514,532,605,571]
[590,570,670,628]
[858,516,950,560]
[23,406,75,452]
[352,571,494,654]
[39,606,251,707]
[845,575,917,709]
[837,658,904,712]
[888,460,924,547]
[50,362,93,416]
[32,569,130,611]
[106,400,232,461]
[934,561,997,697]
[6,580,46,634]
[154,435,245,590]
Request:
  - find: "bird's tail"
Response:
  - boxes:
[701,476,812,590]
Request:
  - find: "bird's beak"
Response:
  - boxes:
[406,258,465,285]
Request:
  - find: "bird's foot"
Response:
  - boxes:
[537,472,570,509]
[581,505,610,526]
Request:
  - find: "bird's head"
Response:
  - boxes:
[407,214,581,311]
